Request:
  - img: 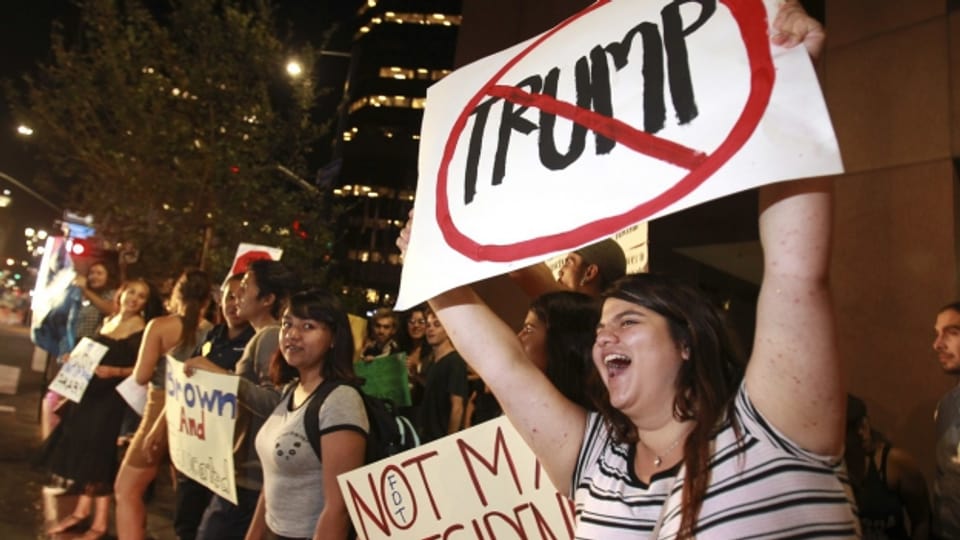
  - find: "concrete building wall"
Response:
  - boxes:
[825,2,958,482]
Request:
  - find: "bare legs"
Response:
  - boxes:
[46,492,110,538]
[113,462,157,540]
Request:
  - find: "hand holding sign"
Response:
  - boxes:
[771,0,825,57]
[48,337,110,403]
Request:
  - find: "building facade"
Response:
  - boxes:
[331,0,463,308]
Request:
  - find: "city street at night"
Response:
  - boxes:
[0,321,174,540]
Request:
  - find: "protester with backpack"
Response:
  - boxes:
[247,289,368,540]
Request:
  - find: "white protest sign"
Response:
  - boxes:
[395,0,841,309]
[48,337,109,403]
[337,416,575,540]
[227,243,282,279]
[116,374,147,416]
[165,357,240,504]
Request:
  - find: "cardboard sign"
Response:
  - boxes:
[354,353,411,408]
[48,337,109,403]
[338,416,574,540]
[227,243,283,280]
[395,0,841,309]
[116,374,147,416]
[165,357,240,504]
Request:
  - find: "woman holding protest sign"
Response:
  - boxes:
[114,269,213,540]
[41,258,121,439]
[41,278,162,539]
[245,289,367,540]
[396,4,858,536]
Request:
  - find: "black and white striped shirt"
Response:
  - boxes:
[572,383,860,538]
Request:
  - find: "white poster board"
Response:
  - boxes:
[165,357,240,504]
[338,416,574,540]
[227,243,283,279]
[48,337,109,403]
[116,374,147,416]
[395,0,842,309]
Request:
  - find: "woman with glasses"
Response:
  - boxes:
[397,305,430,420]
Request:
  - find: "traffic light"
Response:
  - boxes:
[68,238,91,257]
[66,237,105,263]
[69,239,88,256]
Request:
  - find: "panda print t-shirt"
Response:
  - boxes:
[255,383,369,538]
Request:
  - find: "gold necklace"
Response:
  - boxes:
[641,431,687,468]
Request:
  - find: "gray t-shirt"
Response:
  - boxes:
[255,384,369,538]
[233,324,282,490]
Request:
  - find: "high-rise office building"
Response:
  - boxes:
[330,0,463,308]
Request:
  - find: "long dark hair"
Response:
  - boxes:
[396,304,428,354]
[270,289,360,387]
[169,269,212,353]
[590,273,745,538]
[115,278,166,322]
[529,291,598,409]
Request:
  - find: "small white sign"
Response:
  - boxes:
[116,374,147,416]
[48,337,109,403]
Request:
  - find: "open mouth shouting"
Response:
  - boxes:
[603,353,632,378]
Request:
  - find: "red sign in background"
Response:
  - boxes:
[435,0,774,262]
[230,250,274,276]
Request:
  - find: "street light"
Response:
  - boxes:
[286,60,303,78]
[16,125,33,136]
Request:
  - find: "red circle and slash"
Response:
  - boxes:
[231,250,274,276]
[435,0,774,262]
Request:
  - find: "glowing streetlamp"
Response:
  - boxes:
[17,125,33,136]
[286,60,303,78]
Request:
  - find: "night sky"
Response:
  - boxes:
[0,0,359,261]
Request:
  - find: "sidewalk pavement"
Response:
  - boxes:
[0,323,176,539]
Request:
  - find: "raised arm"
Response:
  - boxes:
[746,178,841,455]
[73,275,117,316]
[427,286,587,494]
[508,262,563,299]
[399,215,587,493]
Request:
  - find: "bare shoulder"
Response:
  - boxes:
[886,445,921,473]
[145,314,183,339]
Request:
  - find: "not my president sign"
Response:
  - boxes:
[165,357,240,504]
[395,0,843,309]
[338,416,576,540]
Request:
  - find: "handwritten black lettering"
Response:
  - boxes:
[462,0,716,205]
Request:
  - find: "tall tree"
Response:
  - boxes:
[7,0,340,282]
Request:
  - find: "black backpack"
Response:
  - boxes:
[294,379,420,464]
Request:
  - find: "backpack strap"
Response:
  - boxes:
[303,379,343,461]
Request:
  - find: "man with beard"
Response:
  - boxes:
[933,301,960,538]
[418,308,469,443]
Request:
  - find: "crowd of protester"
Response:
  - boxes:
[31,2,960,539]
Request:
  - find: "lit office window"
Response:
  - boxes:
[355,11,462,39]
[348,95,427,113]
[379,66,452,81]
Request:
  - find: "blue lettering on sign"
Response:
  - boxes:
[165,364,238,419]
